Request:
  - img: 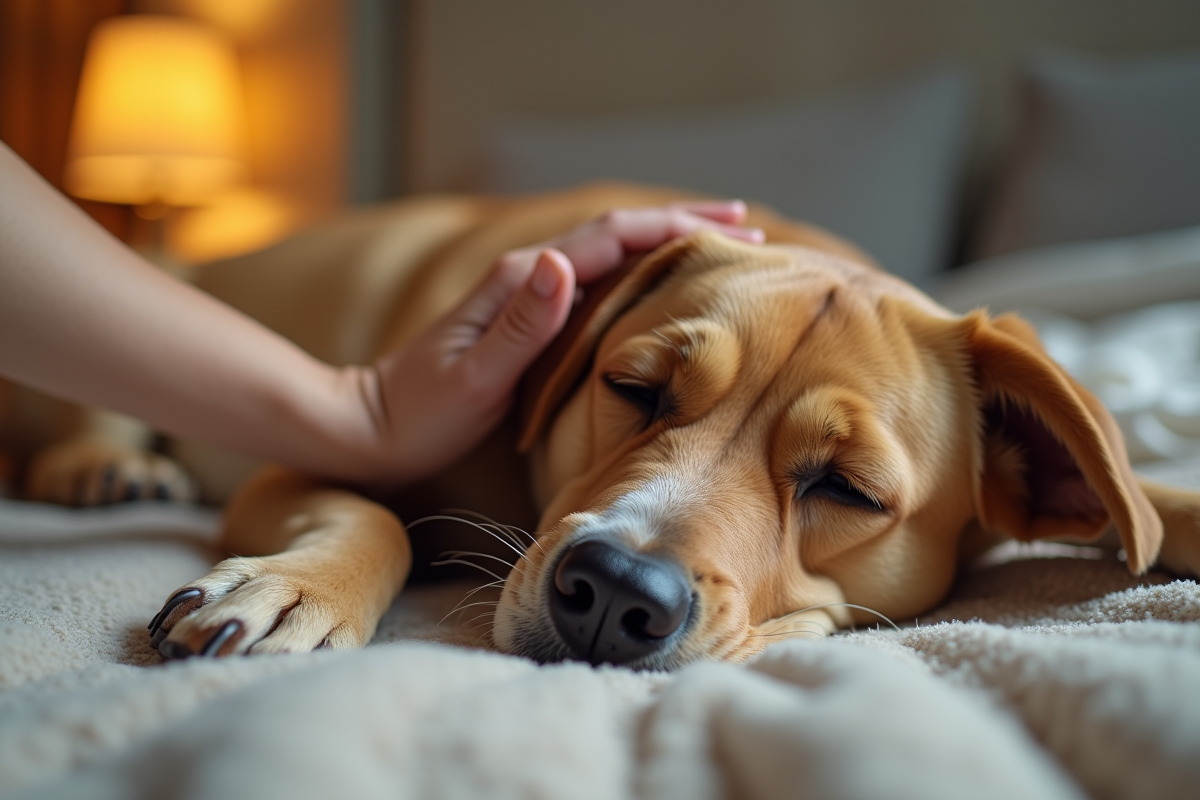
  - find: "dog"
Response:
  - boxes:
[21,183,1200,669]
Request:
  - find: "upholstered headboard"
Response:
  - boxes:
[402,0,1200,279]
[405,0,1200,196]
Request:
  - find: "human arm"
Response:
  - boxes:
[0,142,760,484]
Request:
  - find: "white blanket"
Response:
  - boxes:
[2,472,1199,800]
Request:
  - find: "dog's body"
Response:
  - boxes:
[22,184,1200,668]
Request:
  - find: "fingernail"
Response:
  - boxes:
[530,253,562,299]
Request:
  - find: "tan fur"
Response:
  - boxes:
[19,183,1200,666]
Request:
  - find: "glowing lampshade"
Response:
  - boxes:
[65,15,247,207]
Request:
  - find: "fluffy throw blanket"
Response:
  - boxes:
[2,457,1199,800]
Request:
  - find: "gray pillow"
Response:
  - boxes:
[936,224,1200,320]
[976,48,1200,259]
[480,64,972,284]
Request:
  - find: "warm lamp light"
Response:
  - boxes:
[64,15,247,209]
[170,188,297,263]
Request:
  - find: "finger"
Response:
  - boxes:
[670,199,748,225]
[461,249,575,391]
[562,208,764,283]
[444,249,539,338]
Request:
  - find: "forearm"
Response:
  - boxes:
[3,142,763,489]
[0,143,386,481]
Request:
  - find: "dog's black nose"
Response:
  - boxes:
[549,539,691,666]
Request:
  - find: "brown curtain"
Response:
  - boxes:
[0,0,136,483]
[0,0,133,239]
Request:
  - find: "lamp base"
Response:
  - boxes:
[132,203,185,275]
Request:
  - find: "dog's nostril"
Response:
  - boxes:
[557,577,595,613]
[620,607,653,639]
[549,539,691,666]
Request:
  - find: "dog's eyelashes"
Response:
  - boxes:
[603,375,659,411]
[602,374,671,425]
[794,470,884,512]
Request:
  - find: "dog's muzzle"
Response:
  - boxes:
[548,539,692,666]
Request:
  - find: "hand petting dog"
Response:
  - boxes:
[354,202,766,484]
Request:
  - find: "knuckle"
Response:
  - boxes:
[667,207,694,234]
[599,208,632,233]
[501,299,544,346]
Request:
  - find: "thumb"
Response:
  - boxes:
[463,249,575,390]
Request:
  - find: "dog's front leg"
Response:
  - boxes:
[1141,478,1200,578]
[150,466,412,658]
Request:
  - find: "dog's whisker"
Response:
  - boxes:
[502,524,542,549]
[429,558,507,584]
[483,524,527,553]
[750,627,826,640]
[452,578,506,605]
[437,600,499,628]
[443,508,543,552]
[441,510,525,546]
[438,508,520,537]
[409,514,531,563]
[453,515,528,553]
[439,549,525,577]
[438,579,506,627]
[464,610,497,630]
[752,619,828,637]
[779,602,902,632]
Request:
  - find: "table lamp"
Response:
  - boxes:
[64,15,248,261]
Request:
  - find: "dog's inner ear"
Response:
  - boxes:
[981,399,1108,533]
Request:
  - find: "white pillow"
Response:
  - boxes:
[933,224,1200,320]
[975,48,1200,259]
[480,64,972,284]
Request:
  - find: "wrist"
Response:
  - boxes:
[261,360,398,485]
[316,363,402,483]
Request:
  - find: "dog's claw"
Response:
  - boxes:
[158,639,194,660]
[148,588,203,635]
[201,621,243,657]
[156,619,243,660]
[149,627,169,650]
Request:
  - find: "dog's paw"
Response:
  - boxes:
[149,555,368,659]
[25,439,198,506]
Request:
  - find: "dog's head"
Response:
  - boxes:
[495,231,1163,669]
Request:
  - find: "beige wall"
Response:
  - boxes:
[407,0,1200,205]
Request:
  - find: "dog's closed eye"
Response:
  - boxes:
[602,374,674,428]
[794,468,884,512]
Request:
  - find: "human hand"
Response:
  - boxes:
[358,201,764,484]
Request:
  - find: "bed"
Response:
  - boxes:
[3,32,1200,800]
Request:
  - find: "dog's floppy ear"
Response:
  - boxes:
[518,232,737,452]
[965,312,1163,573]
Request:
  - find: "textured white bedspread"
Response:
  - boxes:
[2,466,1199,800]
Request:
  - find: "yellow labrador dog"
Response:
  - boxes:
[27,184,1200,669]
